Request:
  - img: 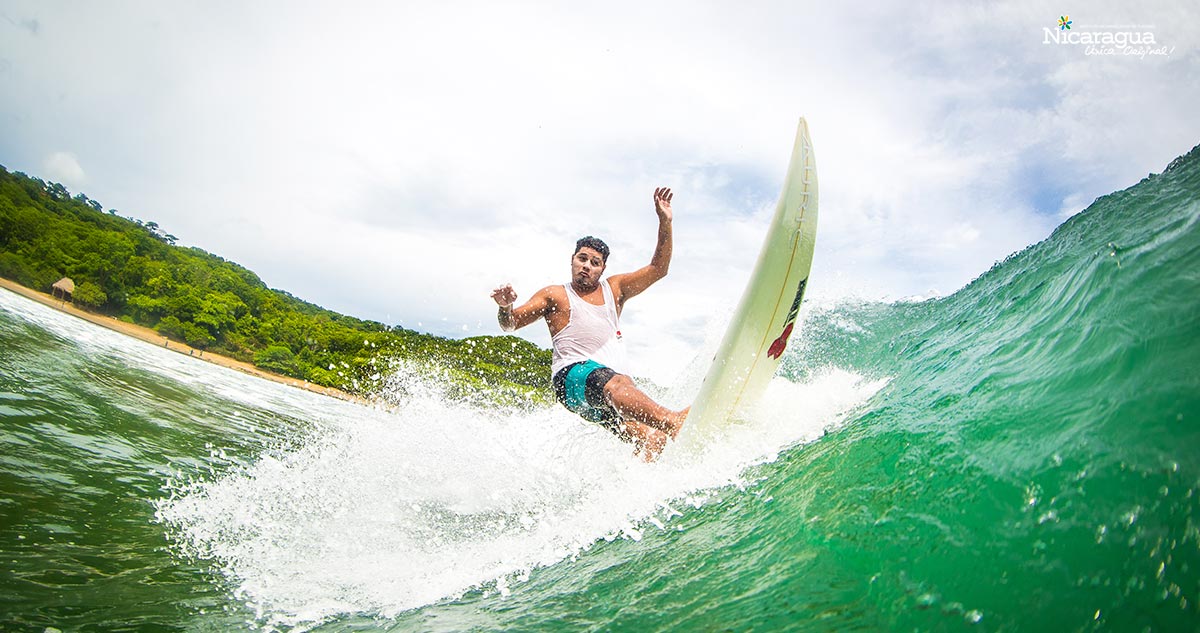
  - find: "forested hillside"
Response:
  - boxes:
[0,164,551,403]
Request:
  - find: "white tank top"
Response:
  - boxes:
[550,280,628,375]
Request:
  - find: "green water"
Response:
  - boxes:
[1,145,1199,631]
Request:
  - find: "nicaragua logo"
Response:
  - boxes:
[1042,15,1172,57]
[767,277,807,360]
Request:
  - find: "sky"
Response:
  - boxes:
[1,0,1198,381]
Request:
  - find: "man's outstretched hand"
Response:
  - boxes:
[654,187,673,222]
[491,284,517,308]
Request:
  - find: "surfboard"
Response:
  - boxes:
[686,118,819,437]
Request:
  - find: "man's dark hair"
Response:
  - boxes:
[575,236,610,262]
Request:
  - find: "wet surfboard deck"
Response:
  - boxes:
[686,118,819,437]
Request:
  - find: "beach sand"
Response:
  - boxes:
[0,277,364,404]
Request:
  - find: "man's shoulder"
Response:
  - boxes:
[549,285,569,302]
[534,284,568,305]
[603,274,628,299]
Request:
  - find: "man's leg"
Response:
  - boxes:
[602,374,688,439]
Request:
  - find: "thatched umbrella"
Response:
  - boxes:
[52,277,75,301]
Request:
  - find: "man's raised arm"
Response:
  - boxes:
[611,187,675,305]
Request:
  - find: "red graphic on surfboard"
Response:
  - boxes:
[767,324,793,358]
[767,277,808,359]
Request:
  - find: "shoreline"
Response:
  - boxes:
[0,277,366,405]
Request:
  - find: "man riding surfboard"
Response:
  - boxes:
[491,187,689,460]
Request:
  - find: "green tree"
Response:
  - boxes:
[0,252,33,282]
[194,291,247,336]
[72,281,107,309]
[255,345,297,374]
[182,321,215,349]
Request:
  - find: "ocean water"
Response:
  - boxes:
[1,145,1198,631]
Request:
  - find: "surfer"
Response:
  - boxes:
[491,187,689,459]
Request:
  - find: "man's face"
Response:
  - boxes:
[571,247,606,289]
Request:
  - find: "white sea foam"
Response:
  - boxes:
[2,287,884,629]
[155,364,882,630]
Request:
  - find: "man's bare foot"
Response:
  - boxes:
[637,435,666,462]
[621,420,667,461]
[666,407,690,439]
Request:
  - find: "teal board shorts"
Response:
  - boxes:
[552,360,621,431]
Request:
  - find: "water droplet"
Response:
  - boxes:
[1024,483,1041,508]
[1122,508,1141,526]
[965,610,983,624]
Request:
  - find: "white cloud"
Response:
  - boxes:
[42,151,85,187]
[1,0,1197,381]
